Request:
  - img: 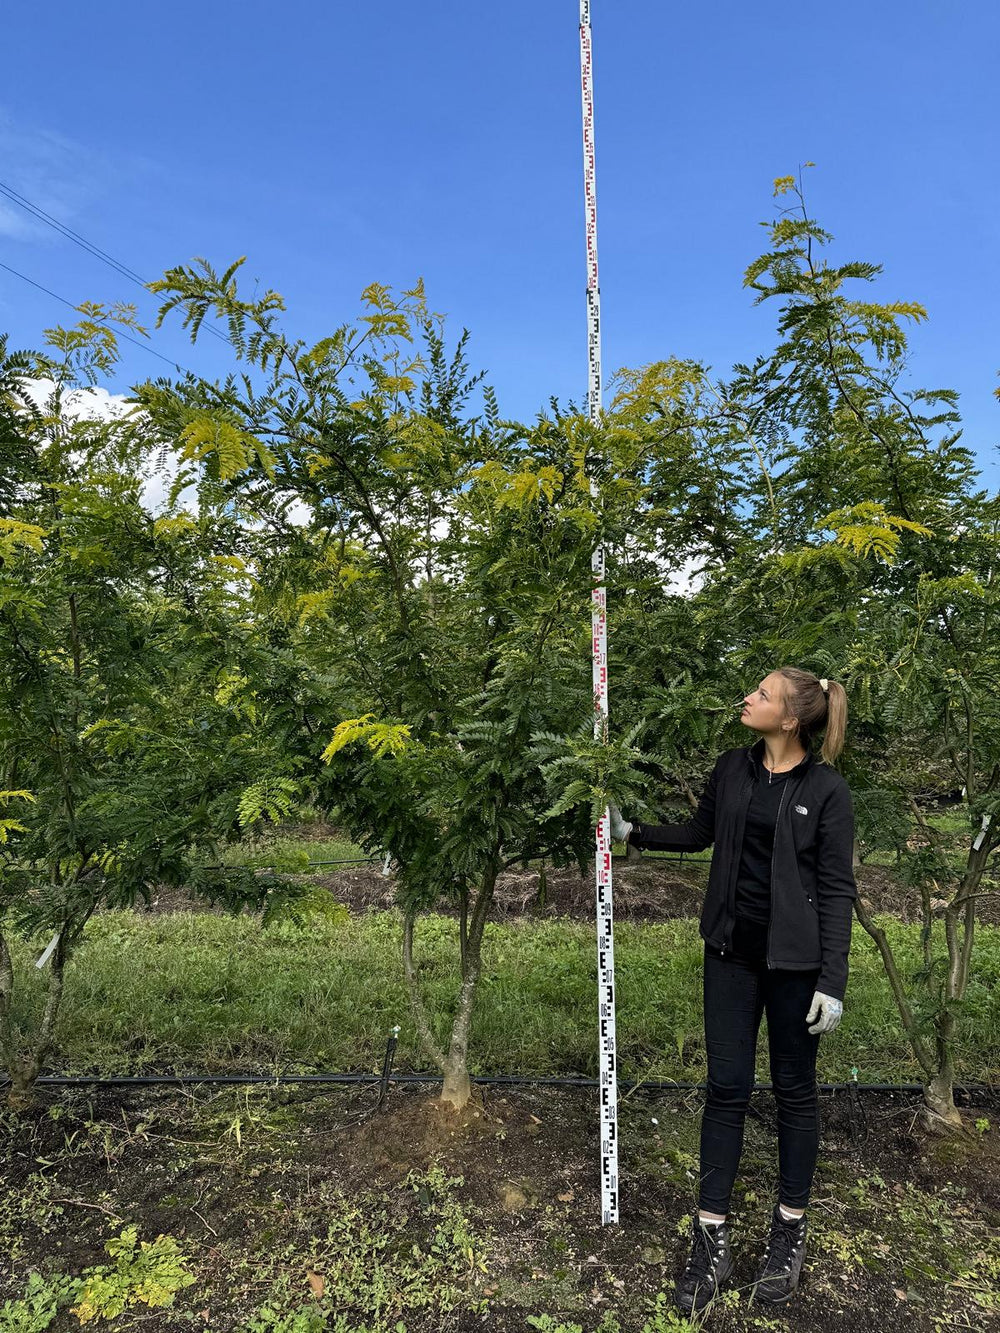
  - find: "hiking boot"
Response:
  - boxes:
[751,1205,808,1304]
[674,1214,734,1314]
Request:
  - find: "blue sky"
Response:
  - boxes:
[2,0,998,488]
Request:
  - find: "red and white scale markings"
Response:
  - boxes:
[580,0,618,1227]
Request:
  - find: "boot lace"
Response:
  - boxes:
[761,1218,799,1277]
[684,1223,723,1284]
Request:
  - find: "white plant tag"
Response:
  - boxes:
[972,813,992,852]
[35,929,62,970]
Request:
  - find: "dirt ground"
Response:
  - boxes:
[143,849,988,928]
[8,834,995,1329]
[2,1081,998,1331]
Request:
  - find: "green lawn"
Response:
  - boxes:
[6,909,999,1085]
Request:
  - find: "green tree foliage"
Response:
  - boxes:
[141,172,1000,1125]
[0,314,321,1107]
[3,169,997,1134]
[142,267,678,1106]
[661,169,1000,1130]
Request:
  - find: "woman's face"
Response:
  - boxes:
[740,672,794,734]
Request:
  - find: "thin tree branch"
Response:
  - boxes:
[401,909,447,1074]
[852,897,936,1076]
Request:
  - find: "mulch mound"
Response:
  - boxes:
[139,852,999,927]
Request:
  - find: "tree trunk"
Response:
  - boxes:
[853,895,936,1074]
[440,971,476,1109]
[400,860,498,1113]
[459,883,469,980]
[0,925,15,1090]
[919,1003,970,1134]
[856,801,993,1137]
[921,1072,965,1135]
[6,1069,36,1113]
[439,861,497,1110]
[402,911,447,1076]
[2,928,68,1112]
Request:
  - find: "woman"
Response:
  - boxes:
[609,667,855,1312]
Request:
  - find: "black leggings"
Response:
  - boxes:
[698,917,822,1214]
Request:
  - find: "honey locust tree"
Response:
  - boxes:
[140,265,676,1107]
[679,169,1000,1131]
[848,496,1000,1131]
[0,315,312,1108]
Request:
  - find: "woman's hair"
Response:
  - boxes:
[775,667,847,766]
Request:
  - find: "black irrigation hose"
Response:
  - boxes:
[236,856,383,871]
[221,851,712,872]
[5,1072,991,1094]
[302,858,383,868]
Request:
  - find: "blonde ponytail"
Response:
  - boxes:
[776,667,848,765]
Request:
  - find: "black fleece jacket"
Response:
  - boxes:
[628,737,857,1001]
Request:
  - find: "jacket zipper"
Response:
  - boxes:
[766,782,790,970]
[720,776,751,957]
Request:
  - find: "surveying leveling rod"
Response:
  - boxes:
[580,0,619,1227]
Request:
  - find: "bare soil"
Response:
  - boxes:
[142,849,1000,928]
[20,830,991,1327]
[2,1081,997,1331]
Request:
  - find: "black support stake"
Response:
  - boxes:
[378,1026,400,1111]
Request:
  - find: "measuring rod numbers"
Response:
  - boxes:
[580,13,602,417]
[595,812,618,1220]
[581,0,618,1226]
[593,565,618,1224]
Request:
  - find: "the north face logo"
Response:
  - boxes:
[794,805,808,815]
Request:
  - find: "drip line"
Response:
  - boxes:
[4,1071,991,1095]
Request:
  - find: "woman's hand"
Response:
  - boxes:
[608,802,633,843]
[805,991,843,1035]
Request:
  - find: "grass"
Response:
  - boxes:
[5,909,999,1084]
[211,833,371,874]
[858,805,981,872]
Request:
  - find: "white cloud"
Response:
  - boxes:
[21,377,190,515]
[661,553,705,598]
[22,377,129,421]
[0,200,34,240]
[0,111,118,246]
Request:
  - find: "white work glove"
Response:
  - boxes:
[806,991,843,1035]
[607,802,633,844]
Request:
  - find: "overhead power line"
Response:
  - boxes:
[0,179,147,286]
[0,258,192,375]
[0,176,229,343]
